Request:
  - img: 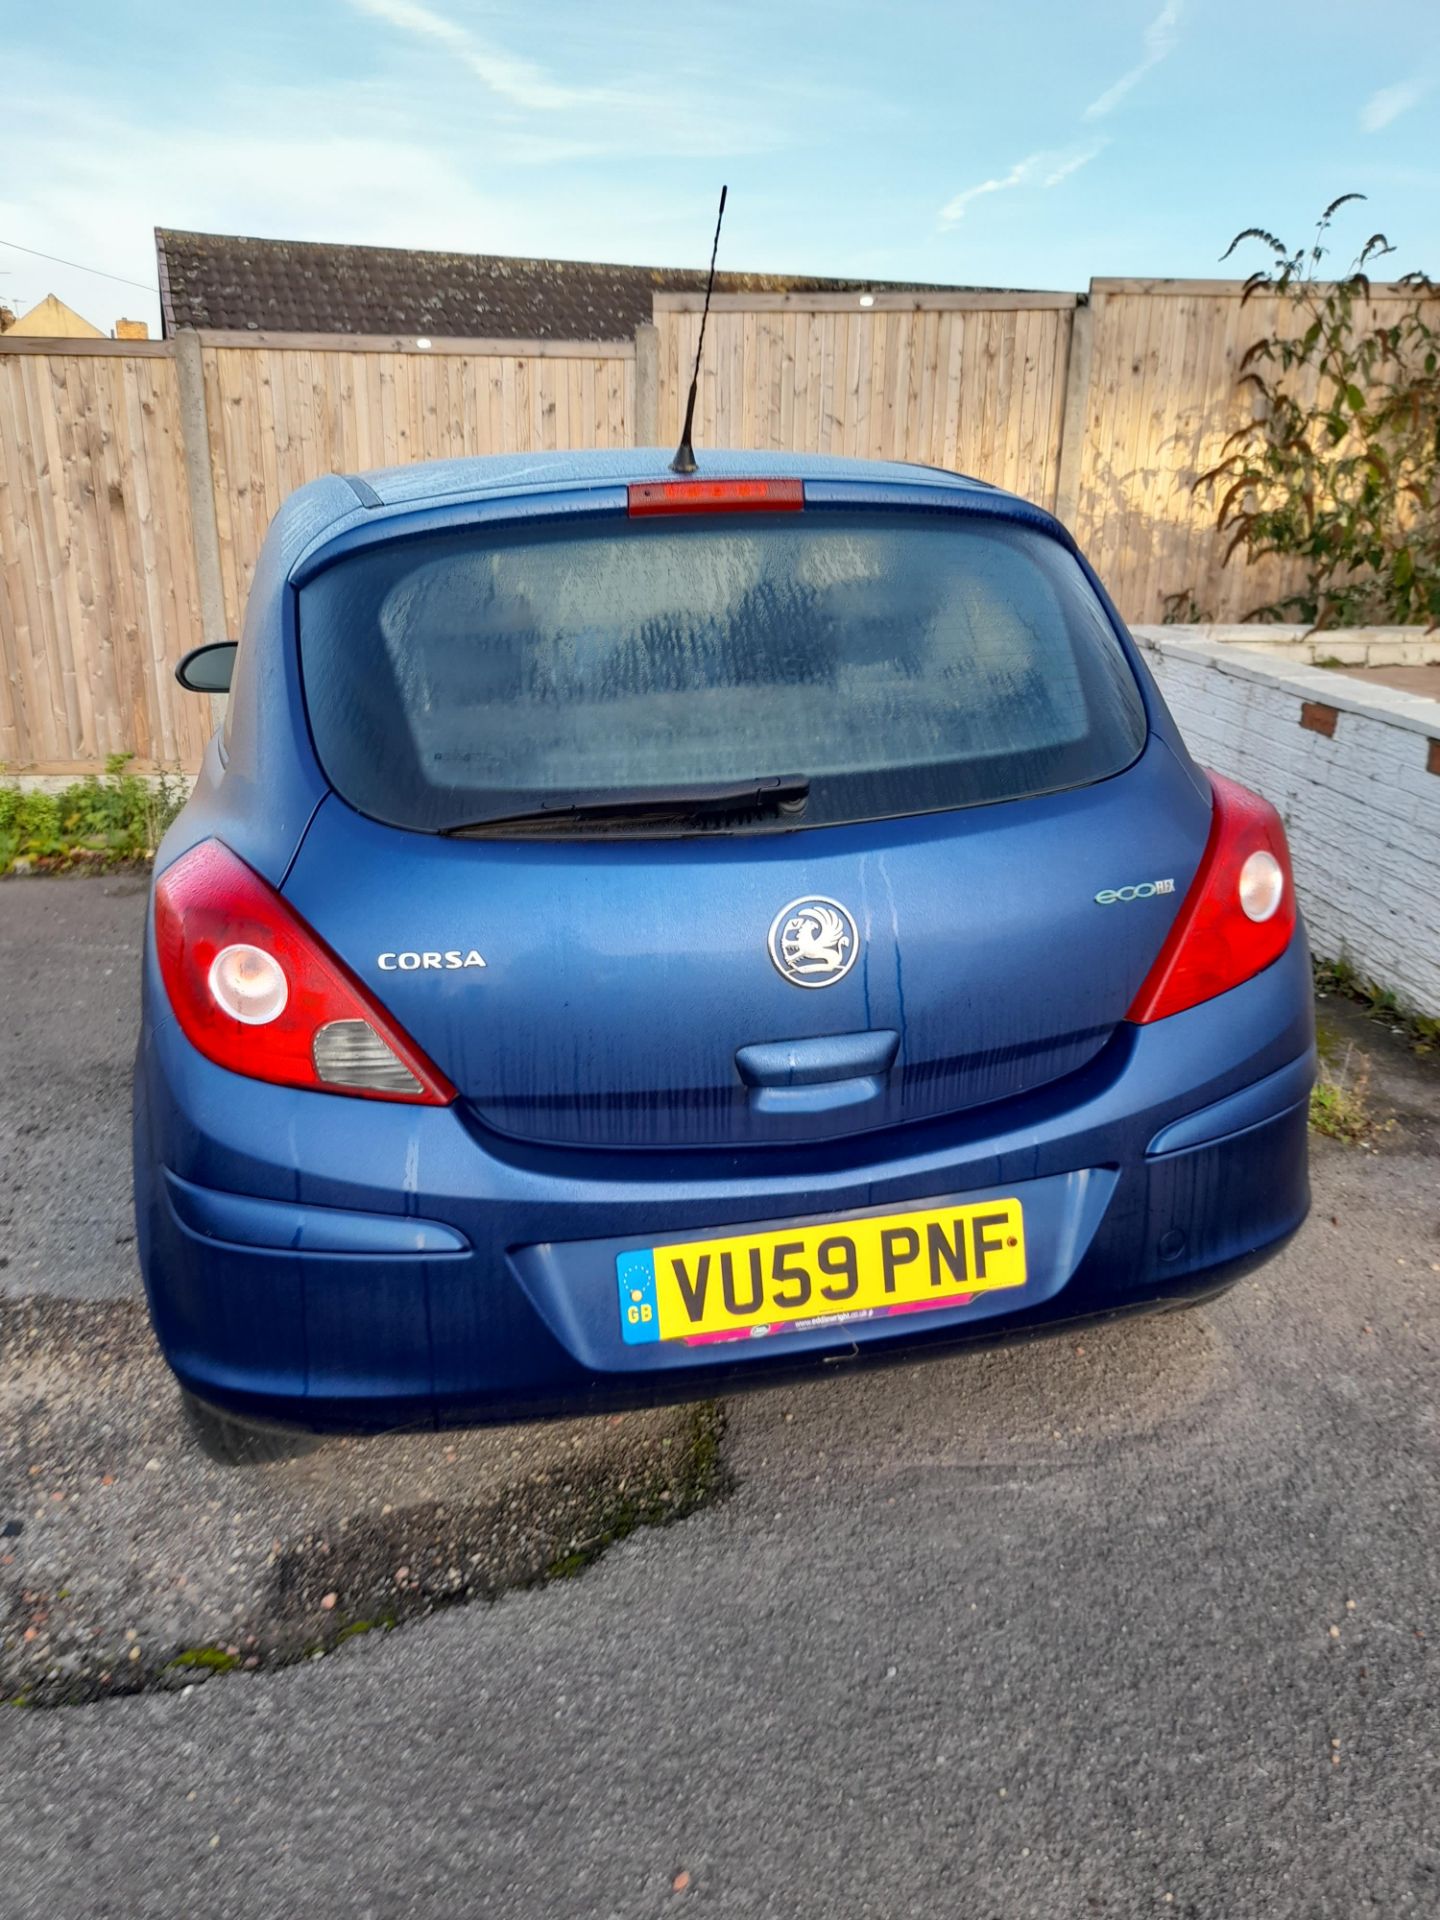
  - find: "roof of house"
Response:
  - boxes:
[154,228,969,342]
[9,293,106,339]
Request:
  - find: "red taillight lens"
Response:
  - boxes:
[154,840,456,1105]
[627,478,804,516]
[1127,772,1297,1024]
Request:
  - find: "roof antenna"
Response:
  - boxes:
[670,184,727,474]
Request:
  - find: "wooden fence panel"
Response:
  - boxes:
[200,339,635,633]
[1071,281,1435,623]
[0,344,209,771]
[5,285,1435,773]
[653,294,1077,510]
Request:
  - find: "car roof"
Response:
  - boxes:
[345,447,998,508]
[268,448,1062,594]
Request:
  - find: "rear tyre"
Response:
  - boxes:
[180,1389,323,1467]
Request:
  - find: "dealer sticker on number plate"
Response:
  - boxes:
[616,1198,1026,1346]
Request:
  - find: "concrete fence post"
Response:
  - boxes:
[1052,290,1096,533]
[634,322,659,448]
[171,328,230,731]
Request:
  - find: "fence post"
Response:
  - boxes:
[634,322,659,447]
[171,328,229,729]
[1053,289,1095,532]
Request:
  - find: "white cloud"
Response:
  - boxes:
[338,0,824,162]
[346,0,583,112]
[1084,0,1183,120]
[1360,76,1432,132]
[939,142,1106,227]
[1,116,520,331]
[0,35,863,337]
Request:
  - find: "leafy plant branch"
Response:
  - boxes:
[1192,195,1439,628]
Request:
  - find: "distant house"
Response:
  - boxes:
[153,228,980,343]
[7,293,105,338]
[0,294,150,340]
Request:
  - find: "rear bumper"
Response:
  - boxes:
[134,934,1315,1431]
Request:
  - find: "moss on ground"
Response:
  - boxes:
[164,1646,242,1675]
[1314,957,1439,1060]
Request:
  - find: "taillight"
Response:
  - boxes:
[154,840,455,1105]
[628,478,804,516]
[1127,772,1297,1023]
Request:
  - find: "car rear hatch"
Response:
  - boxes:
[281,480,1213,1150]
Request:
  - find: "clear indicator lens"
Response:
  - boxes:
[1238,849,1284,923]
[313,1019,422,1095]
[208,943,289,1024]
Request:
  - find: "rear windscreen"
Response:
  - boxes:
[298,510,1146,833]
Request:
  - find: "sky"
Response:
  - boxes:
[3,0,1439,336]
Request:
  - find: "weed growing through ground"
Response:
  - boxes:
[1309,1043,1373,1141]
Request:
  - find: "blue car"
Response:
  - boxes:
[134,450,1314,1462]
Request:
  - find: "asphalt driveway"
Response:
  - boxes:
[1,876,1436,1919]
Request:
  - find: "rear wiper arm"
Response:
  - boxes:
[442,776,810,837]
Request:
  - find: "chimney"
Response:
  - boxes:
[114,318,150,340]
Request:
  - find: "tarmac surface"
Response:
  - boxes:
[1,876,1436,1918]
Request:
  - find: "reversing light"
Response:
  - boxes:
[628,478,804,516]
[208,943,288,1024]
[313,1019,423,1097]
[1238,849,1284,923]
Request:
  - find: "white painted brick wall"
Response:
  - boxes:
[1132,629,1440,1017]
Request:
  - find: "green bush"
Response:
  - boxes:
[0,755,186,874]
[1193,195,1438,628]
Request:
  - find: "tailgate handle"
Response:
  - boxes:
[735,1030,900,1090]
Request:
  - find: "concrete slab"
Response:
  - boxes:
[1329,662,1440,702]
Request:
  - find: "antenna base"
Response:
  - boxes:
[668,443,698,475]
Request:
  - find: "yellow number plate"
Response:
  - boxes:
[616,1198,1026,1346]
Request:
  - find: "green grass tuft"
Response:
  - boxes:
[1309,1044,1372,1142]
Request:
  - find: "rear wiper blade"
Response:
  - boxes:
[442,776,810,837]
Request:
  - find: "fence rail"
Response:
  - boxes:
[1,281,1432,772]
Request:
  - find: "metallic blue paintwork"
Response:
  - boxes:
[135,447,1313,1432]
[734,1030,902,1086]
[134,929,1313,1428]
[286,735,1210,1150]
[163,1169,470,1255]
[1145,1052,1316,1156]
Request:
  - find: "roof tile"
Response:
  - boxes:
[154,228,980,341]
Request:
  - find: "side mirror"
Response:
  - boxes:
[175,641,238,693]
